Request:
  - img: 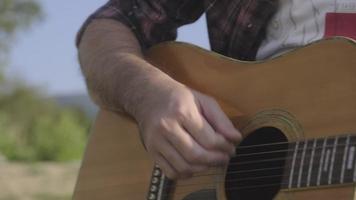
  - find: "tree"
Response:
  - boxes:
[0,0,91,162]
[0,80,91,162]
[0,0,42,67]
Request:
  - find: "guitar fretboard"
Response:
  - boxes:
[283,134,356,189]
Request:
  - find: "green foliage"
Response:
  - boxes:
[0,0,42,64]
[0,86,90,162]
[0,0,41,32]
[31,110,87,161]
[0,0,90,162]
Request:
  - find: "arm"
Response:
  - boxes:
[78,19,241,179]
[79,19,176,119]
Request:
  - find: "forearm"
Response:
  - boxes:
[78,19,241,179]
[78,19,178,118]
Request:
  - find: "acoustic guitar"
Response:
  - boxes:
[73,37,356,200]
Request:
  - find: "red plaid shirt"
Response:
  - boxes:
[77,0,278,61]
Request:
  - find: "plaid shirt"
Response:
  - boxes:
[77,0,278,61]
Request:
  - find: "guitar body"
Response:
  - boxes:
[73,38,356,200]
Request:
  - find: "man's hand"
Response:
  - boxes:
[136,82,242,179]
[79,20,241,179]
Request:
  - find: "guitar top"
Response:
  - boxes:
[73,38,356,200]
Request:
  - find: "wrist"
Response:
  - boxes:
[129,73,183,124]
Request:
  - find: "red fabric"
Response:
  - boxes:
[325,13,356,40]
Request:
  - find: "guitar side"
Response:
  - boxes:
[73,110,153,199]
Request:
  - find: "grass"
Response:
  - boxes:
[0,161,79,200]
[34,193,71,200]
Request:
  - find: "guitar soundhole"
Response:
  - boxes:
[225,127,289,200]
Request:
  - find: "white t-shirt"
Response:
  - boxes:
[256,0,356,60]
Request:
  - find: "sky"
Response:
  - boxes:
[7,0,209,96]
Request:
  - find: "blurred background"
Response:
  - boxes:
[0,0,209,199]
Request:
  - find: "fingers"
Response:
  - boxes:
[196,93,242,143]
[158,139,208,178]
[182,113,236,156]
[138,86,243,180]
[166,124,230,166]
[145,121,212,179]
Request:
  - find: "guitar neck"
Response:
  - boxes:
[282,134,356,189]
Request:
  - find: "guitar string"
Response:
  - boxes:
[194,147,349,177]
[232,142,350,158]
[166,174,355,197]
[160,130,356,190]
[191,149,345,178]
[173,177,352,192]
[91,135,356,194]
[170,173,355,196]
[136,152,352,193]
[191,165,284,177]
[164,134,356,160]
[176,174,287,187]
[227,133,355,150]
[92,148,354,187]
[153,135,356,181]
[147,138,356,180]
[87,172,354,197]
[167,158,351,189]
[176,171,343,189]
[206,143,353,168]
[170,177,351,198]
[232,135,354,156]
[114,153,353,189]
[90,159,354,196]
[138,140,355,175]
[102,142,353,189]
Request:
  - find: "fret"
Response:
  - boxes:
[340,135,350,183]
[352,135,356,182]
[282,142,295,190]
[292,141,305,188]
[310,138,324,187]
[342,135,356,184]
[324,149,331,172]
[328,137,338,184]
[283,134,356,190]
[330,136,346,184]
[317,138,327,186]
[306,139,317,186]
[319,138,334,185]
[298,141,308,187]
[354,152,356,182]
[347,146,355,170]
[288,141,299,189]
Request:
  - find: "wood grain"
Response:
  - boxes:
[74,38,356,200]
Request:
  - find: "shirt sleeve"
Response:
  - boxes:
[76,0,205,49]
